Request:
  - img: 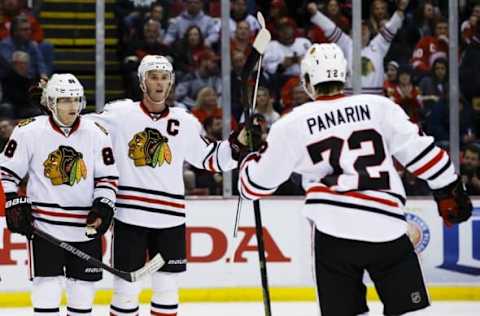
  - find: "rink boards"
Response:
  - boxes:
[0,198,479,306]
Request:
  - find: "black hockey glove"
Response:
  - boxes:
[229,123,263,161]
[85,197,115,238]
[433,177,472,227]
[5,193,33,239]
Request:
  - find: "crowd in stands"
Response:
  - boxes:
[0,0,53,119]
[1,0,480,196]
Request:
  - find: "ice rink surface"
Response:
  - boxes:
[1,301,479,315]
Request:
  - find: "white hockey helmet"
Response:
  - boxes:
[138,55,175,93]
[301,43,347,99]
[43,73,86,125]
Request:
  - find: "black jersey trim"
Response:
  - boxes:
[67,306,93,313]
[34,307,61,313]
[118,185,184,200]
[202,142,218,171]
[151,302,178,309]
[380,191,407,205]
[245,167,276,191]
[33,216,86,227]
[215,141,223,173]
[31,202,91,210]
[0,166,22,181]
[405,143,435,168]
[305,199,406,221]
[115,203,186,217]
[94,176,119,181]
[428,159,452,181]
[95,185,118,194]
[110,304,139,313]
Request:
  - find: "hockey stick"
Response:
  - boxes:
[233,12,273,316]
[33,227,165,282]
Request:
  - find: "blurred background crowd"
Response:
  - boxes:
[1,0,480,197]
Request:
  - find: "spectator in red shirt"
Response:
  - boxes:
[0,0,43,43]
[191,86,223,124]
[383,60,399,98]
[308,0,350,45]
[192,86,237,129]
[461,4,480,45]
[391,65,422,123]
[411,18,448,75]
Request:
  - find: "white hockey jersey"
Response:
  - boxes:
[87,100,237,229]
[263,37,312,77]
[239,94,456,242]
[0,116,119,242]
[310,11,404,95]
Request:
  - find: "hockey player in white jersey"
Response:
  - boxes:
[1,74,118,316]
[307,0,409,95]
[238,43,472,316]
[87,55,255,316]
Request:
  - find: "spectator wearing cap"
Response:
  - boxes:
[230,0,260,36]
[411,18,448,76]
[307,0,409,95]
[383,60,399,98]
[163,0,219,48]
[391,64,422,123]
[175,50,222,108]
[0,14,47,80]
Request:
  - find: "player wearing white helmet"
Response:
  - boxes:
[238,43,471,315]
[1,73,118,316]
[86,55,256,316]
[42,73,86,129]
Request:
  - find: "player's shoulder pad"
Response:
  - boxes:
[16,117,36,128]
[102,98,134,113]
[94,122,109,135]
[169,106,196,121]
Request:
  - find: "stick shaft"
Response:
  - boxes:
[253,200,272,316]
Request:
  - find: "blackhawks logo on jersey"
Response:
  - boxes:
[43,145,87,186]
[361,56,375,76]
[128,127,172,168]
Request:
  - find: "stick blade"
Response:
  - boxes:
[257,11,266,29]
[130,253,165,282]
